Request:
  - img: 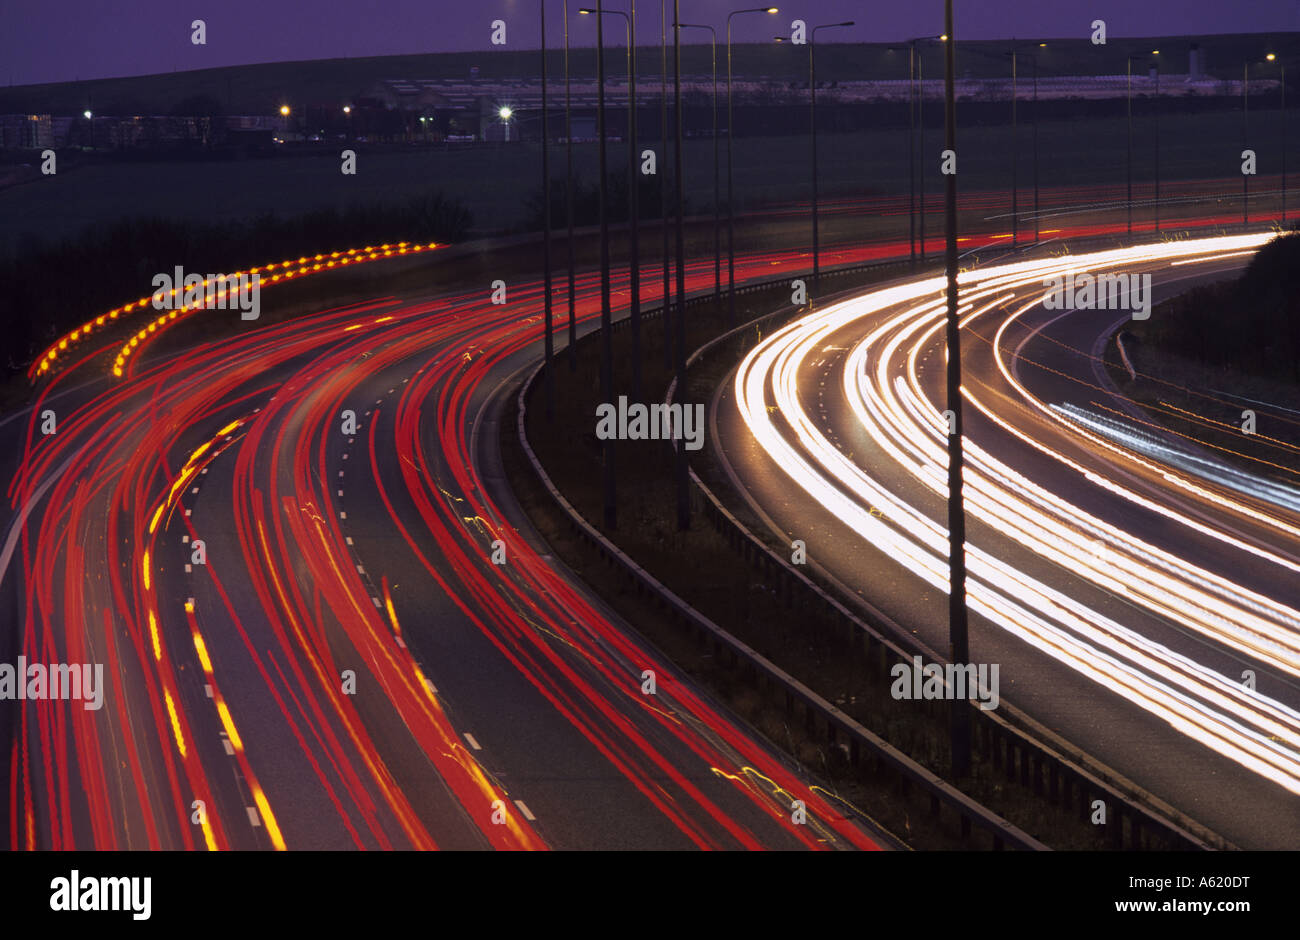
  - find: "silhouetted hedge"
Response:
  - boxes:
[1142,229,1300,382]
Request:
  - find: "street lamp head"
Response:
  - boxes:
[766,6,778,12]
[83,110,92,119]
[940,34,949,42]
[279,105,290,116]
[1267,52,1277,61]
[343,105,351,114]
[499,106,513,120]
[578,8,593,14]
[1151,49,1160,55]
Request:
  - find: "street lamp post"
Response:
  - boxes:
[1128,52,1160,234]
[595,2,617,528]
[1267,53,1287,223]
[1124,53,1155,236]
[1005,44,1042,244]
[909,43,917,263]
[1244,60,1251,224]
[1127,55,1134,235]
[726,7,779,323]
[542,1,555,421]
[810,21,855,287]
[677,22,721,304]
[662,0,673,370]
[1032,50,1039,241]
[902,36,942,264]
[1153,50,1160,234]
[1011,49,1017,246]
[673,1,690,530]
[584,6,642,399]
[564,0,577,370]
[941,0,971,780]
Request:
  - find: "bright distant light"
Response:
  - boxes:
[343,105,352,114]
[940,34,949,41]
[1267,53,1277,62]
[280,105,291,116]
[83,110,92,119]
[499,106,513,120]
[766,6,779,12]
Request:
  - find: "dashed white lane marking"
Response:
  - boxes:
[371,597,382,608]
[514,800,536,821]
[204,684,213,699]
[191,486,199,494]
[247,806,261,827]
[342,454,348,460]
[356,564,365,574]
[340,511,347,519]
[337,489,343,497]
[222,739,235,756]
[200,467,208,475]
[345,536,354,546]
[184,564,192,573]
[338,471,344,478]
[395,636,406,649]
[425,679,438,695]
[184,509,192,517]
[464,733,482,751]
[182,535,189,544]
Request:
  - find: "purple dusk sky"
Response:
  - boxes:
[3,0,1297,86]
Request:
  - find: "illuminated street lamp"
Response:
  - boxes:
[499,105,514,142]
[809,20,855,286]
[1265,53,1287,222]
[725,6,779,323]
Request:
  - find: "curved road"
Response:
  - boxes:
[718,232,1300,849]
